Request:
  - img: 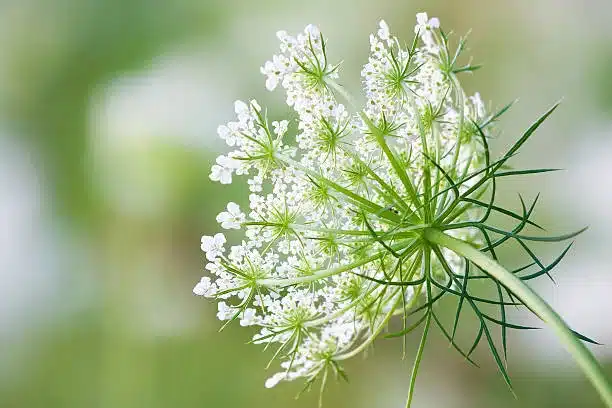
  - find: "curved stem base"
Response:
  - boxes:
[424,228,612,407]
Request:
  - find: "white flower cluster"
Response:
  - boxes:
[195,13,489,390]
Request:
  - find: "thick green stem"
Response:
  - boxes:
[424,228,612,407]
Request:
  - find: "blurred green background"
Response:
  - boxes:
[1,0,612,407]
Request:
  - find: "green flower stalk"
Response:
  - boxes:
[194,13,612,407]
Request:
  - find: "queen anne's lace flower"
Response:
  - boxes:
[197,13,488,390]
[216,202,245,230]
[197,12,486,388]
[193,12,601,407]
[200,233,226,261]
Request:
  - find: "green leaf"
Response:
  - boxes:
[453,64,482,74]
[468,324,484,357]
[572,330,601,345]
[482,313,540,330]
[362,215,402,258]
[432,245,515,394]
[431,311,479,366]
[520,243,573,281]
[385,312,429,338]
[429,278,521,305]
[423,152,460,200]
[494,103,560,173]
[480,100,516,129]
[482,225,588,243]
[495,168,562,178]
[494,281,509,361]
[461,198,544,230]
[405,310,432,408]
[477,176,497,226]
[452,261,470,341]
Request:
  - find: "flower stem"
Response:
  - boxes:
[257,250,386,287]
[405,310,431,408]
[405,247,432,408]
[423,228,612,407]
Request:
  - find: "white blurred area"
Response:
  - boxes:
[0,135,50,337]
[0,133,87,384]
[536,126,612,359]
[90,52,235,151]
[89,52,233,218]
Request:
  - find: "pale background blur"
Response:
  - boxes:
[1,0,612,407]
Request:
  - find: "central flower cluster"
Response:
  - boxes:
[195,14,489,390]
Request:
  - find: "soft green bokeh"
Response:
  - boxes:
[1,1,611,407]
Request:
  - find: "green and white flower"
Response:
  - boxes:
[194,13,612,408]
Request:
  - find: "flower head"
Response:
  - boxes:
[195,13,593,407]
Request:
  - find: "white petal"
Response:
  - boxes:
[416,12,428,25]
[217,125,230,139]
[234,100,248,115]
[216,211,230,223]
[265,77,277,91]
[227,202,240,214]
[265,373,286,388]
[213,233,226,246]
[219,170,232,185]
[378,20,390,40]
[200,235,214,251]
